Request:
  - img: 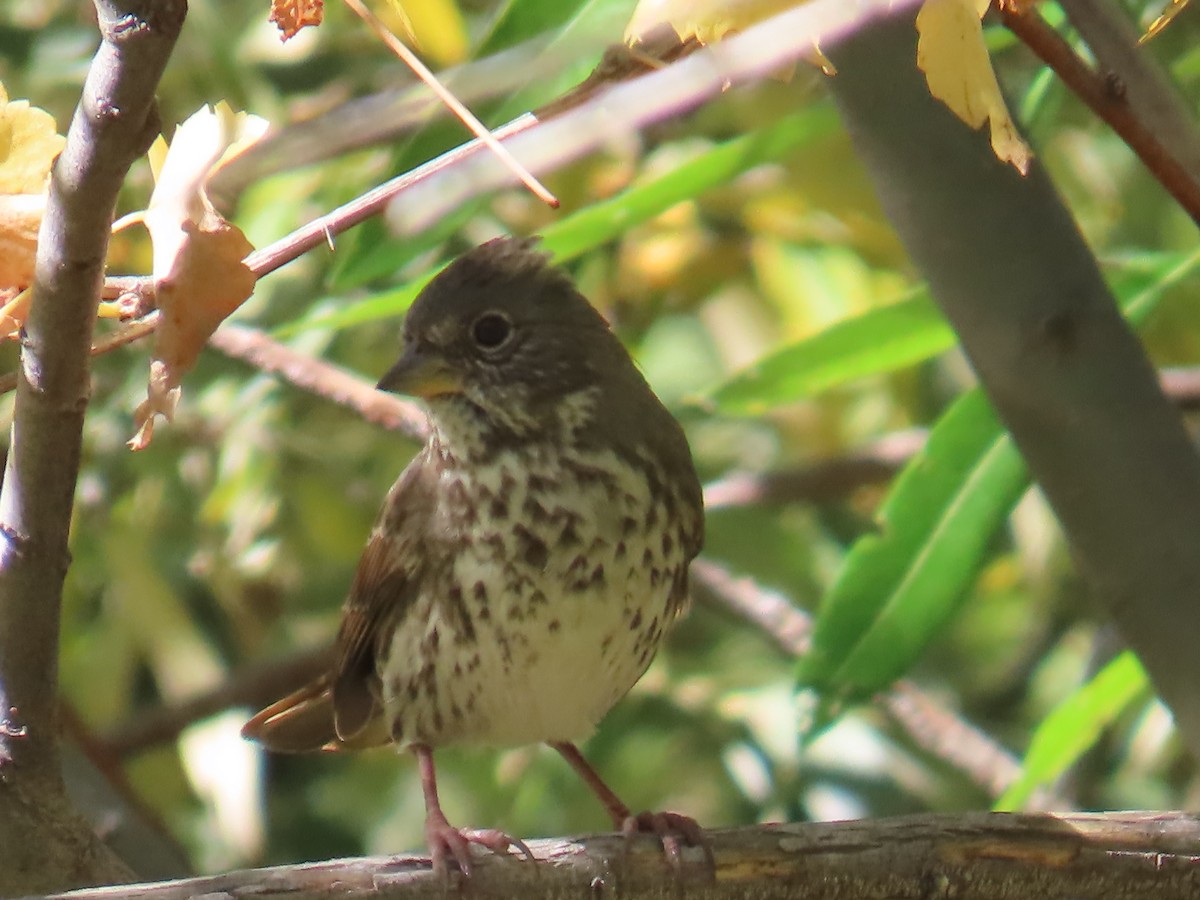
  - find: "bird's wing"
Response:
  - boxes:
[331,453,437,742]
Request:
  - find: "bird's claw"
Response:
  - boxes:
[426,819,534,878]
[621,810,714,873]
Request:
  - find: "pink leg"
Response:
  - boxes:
[549,741,713,870]
[413,743,533,877]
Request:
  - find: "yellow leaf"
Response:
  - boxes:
[386,0,467,66]
[625,0,803,45]
[0,82,66,304]
[129,105,266,450]
[0,83,66,193]
[916,0,1032,174]
[1141,0,1190,43]
[0,194,44,291]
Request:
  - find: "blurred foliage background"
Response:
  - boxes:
[3,0,1200,878]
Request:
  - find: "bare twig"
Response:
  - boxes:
[1057,0,1200,181]
[100,645,332,759]
[209,325,429,440]
[1001,5,1200,227]
[689,559,1057,805]
[0,1,184,893]
[43,812,1200,899]
[340,0,557,208]
[703,430,925,509]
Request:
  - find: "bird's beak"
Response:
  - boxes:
[376,347,463,398]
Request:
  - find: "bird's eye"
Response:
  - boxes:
[471,312,513,350]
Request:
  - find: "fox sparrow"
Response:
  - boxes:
[242,236,705,875]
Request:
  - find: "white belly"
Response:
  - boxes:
[378,445,685,747]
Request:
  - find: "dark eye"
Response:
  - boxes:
[471,312,512,350]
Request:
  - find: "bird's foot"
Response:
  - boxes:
[425,814,534,878]
[621,810,714,873]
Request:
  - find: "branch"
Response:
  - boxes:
[100,645,332,759]
[690,560,1066,807]
[40,812,1200,899]
[1057,0,1200,180]
[208,325,428,441]
[1001,5,1200,226]
[0,1,185,894]
[826,8,1200,757]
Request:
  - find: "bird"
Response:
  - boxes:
[242,236,706,876]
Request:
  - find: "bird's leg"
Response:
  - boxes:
[413,743,534,877]
[549,741,713,870]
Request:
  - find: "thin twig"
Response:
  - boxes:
[1057,0,1200,181]
[209,324,429,440]
[690,559,1066,806]
[240,115,538,281]
[100,645,332,759]
[703,430,925,509]
[340,0,557,208]
[1001,5,1200,227]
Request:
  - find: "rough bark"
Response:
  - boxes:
[30,812,1200,900]
[0,2,185,895]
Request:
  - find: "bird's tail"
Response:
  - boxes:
[241,675,343,753]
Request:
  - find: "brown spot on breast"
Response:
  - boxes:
[662,534,674,556]
[490,496,508,518]
[621,516,638,537]
[548,619,561,633]
[629,609,643,630]
[516,526,549,569]
[559,518,582,549]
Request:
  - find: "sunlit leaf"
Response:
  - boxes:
[796,247,1200,714]
[916,0,1032,173]
[996,652,1149,811]
[708,292,952,414]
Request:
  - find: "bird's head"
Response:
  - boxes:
[378,237,635,448]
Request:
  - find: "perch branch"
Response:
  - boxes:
[40,812,1200,900]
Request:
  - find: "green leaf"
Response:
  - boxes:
[995,652,1149,811]
[796,390,1027,698]
[708,292,952,414]
[282,105,838,336]
[795,247,1200,720]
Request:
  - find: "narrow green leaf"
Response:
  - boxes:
[796,390,1026,695]
[708,292,952,414]
[796,247,1200,713]
[995,652,1149,811]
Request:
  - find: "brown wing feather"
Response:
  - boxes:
[240,674,339,752]
[330,452,438,742]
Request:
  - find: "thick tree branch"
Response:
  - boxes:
[0,1,185,894]
[37,812,1200,899]
[826,10,1200,757]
